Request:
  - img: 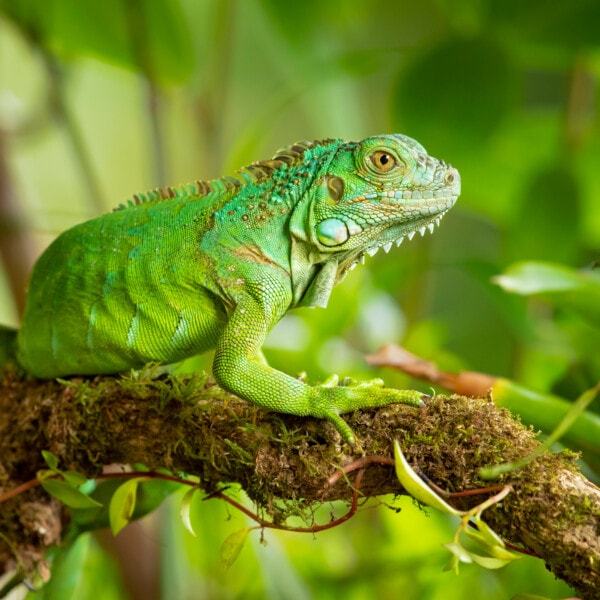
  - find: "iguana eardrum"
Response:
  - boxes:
[3,134,460,443]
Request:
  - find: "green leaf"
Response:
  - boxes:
[464,528,520,562]
[495,261,593,294]
[109,478,145,535]
[41,450,58,471]
[443,541,473,564]
[68,477,180,536]
[494,261,600,327]
[41,479,102,509]
[69,479,128,534]
[468,552,514,570]
[471,516,505,549]
[445,533,519,572]
[180,487,200,537]
[62,471,88,487]
[131,477,181,521]
[220,528,251,570]
[393,440,463,515]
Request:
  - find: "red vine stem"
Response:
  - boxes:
[0,470,195,504]
[0,478,40,503]
[212,468,365,534]
[1,467,364,534]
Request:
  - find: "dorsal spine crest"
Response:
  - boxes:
[113,138,338,212]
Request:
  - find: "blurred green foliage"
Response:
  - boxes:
[0,0,598,598]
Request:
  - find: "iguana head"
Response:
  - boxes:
[289,134,460,307]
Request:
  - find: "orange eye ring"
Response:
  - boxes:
[370,150,397,172]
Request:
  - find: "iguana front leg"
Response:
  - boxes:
[213,298,424,444]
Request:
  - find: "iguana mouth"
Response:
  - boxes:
[347,209,451,271]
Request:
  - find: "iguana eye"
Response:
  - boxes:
[370,151,397,172]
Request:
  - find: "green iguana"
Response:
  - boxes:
[1,134,460,443]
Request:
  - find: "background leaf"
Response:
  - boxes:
[392,37,516,156]
[0,0,193,83]
[495,262,600,326]
[220,528,251,570]
[179,486,199,537]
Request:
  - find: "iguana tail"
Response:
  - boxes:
[0,325,18,370]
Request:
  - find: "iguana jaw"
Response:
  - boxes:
[344,203,456,272]
[289,201,456,309]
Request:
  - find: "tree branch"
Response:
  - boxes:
[0,368,598,598]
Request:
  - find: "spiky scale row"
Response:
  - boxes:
[353,211,446,267]
[115,138,336,212]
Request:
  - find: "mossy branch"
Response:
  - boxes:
[0,368,598,598]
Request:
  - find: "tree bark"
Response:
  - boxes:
[0,368,598,598]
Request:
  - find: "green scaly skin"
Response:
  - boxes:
[9,134,460,443]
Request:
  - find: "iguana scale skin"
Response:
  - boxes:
[12,134,460,443]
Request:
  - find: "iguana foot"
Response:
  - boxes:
[309,376,425,445]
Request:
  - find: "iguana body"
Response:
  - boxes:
[10,134,460,442]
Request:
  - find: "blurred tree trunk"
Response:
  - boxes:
[0,131,36,315]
